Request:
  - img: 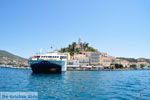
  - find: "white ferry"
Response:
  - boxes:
[28,50,67,73]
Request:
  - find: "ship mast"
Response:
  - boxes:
[39,48,43,54]
[49,45,54,53]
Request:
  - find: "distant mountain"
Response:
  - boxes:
[117,57,150,63]
[0,50,28,65]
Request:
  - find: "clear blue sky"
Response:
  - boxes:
[0,0,150,58]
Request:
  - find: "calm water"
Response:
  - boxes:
[0,67,150,100]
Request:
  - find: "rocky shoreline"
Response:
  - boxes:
[0,65,31,70]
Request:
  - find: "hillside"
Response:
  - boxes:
[59,41,98,56]
[0,50,28,65]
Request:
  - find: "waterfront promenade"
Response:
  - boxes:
[1,65,149,71]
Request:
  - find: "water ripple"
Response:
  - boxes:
[0,68,150,100]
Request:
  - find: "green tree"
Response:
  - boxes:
[86,47,97,52]
[75,49,80,54]
[72,42,77,51]
[114,63,123,69]
[130,64,136,69]
[59,41,97,56]
[82,42,89,50]
[70,51,74,56]
[110,63,114,66]
[125,65,128,68]
[140,64,145,69]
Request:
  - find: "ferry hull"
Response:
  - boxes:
[28,60,66,74]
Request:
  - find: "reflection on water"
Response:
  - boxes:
[0,68,150,100]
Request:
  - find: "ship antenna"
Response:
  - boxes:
[39,48,43,54]
[50,45,53,52]
[51,46,53,49]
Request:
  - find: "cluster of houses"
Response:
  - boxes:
[100,55,150,69]
[67,51,100,67]
[66,51,150,69]
[65,38,150,70]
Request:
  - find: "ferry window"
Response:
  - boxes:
[60,56,66,59]
[60,56,63,59]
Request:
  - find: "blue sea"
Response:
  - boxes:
[0,67,150,100]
